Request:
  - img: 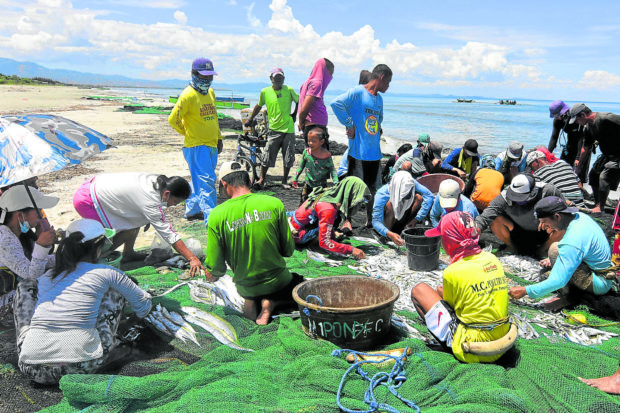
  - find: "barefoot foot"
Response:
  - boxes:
[256,299,275,325]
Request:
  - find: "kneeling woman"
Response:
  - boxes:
[14,219,152,384]
[290,177,367,260]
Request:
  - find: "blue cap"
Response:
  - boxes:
[192,58,218,76]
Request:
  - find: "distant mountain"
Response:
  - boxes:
[0,57,275,92]
[0,57,182,88]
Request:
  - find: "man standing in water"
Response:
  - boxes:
[245,68,299,189]
[331,64,392,227]
[168,58,223,225]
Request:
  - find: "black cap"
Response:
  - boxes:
[463,139,479,157]
[534,196,579,218]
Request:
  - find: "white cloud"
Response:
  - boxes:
[0,0,586,91]
[227,0,238,5]
[101,0,186,8]
[577,70,620,90]
[174,10,187,25]
[246,3,262,28]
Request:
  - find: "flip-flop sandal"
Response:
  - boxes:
[281,184,292,189]
[252,182,264,190]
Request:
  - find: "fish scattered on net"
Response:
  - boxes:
[348,245,618,347]
[305,249,343,266]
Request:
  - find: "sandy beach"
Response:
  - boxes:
[0,85,292,249]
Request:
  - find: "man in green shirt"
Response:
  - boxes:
[245,68,299,189]
[204,161,301,325]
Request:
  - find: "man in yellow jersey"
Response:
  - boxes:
[411,211,513,363]
[169,58,223,225]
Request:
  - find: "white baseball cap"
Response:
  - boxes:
[438,179,461,209]
[0,185,59,212]
[218,161,251,184]
[66,219,115,243]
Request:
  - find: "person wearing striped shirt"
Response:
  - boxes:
[526,150,585,208]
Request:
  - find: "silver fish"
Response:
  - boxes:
[146,309,201,347]
[155,282,189,297]
[306,250,342,266]
[167,311,186,326]
[351,236,382,245]
[181,306,253,352]
[188,278,244,312]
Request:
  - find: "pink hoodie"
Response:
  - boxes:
[299,58,333,127]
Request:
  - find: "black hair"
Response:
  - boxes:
[154,175,191,200]
[324,58,334,73]
[371,64,392,80]
[396,144,413,156]
[51,232,106,279]
[1,207,37,259]
[308,127,326,142]
[358,70,372,85]
[221,171,251,188]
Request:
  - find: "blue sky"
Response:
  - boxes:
[1,0,620,101]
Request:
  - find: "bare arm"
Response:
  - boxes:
[171,239,204,277]
[297,95,317,131]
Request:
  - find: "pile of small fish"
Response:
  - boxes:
[512,309,619,346]
[347,247,445,312]
[499,255,544,282]
[144,303,254,352]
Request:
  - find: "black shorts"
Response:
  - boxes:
[347,156,382,192]
[241,272,304,302]
[510,223,549,255]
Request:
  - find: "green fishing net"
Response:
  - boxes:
[32,243,620,413]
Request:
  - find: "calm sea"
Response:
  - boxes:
[113,86,620,159]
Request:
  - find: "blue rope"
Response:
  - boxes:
[331,348,420,413]
[304,295,322,316]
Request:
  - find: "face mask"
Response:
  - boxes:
[190,73,212,95]
[19,214,31,233]
[161,193,169,208]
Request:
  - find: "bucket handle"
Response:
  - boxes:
[304,295,322,315]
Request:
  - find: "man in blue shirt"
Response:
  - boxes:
[443,139,480,181]
[509,196,615,310]
[331,64,392,226]
[429,179,479,227]
[372,171,434,246]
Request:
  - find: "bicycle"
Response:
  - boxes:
[234,129,268,184]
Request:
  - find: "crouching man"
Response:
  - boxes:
[204,161,302,325]
[508,196,616,312]
[411,212,517,363]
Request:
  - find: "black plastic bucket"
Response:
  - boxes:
[292,276,400,350]
[402,227,441,271]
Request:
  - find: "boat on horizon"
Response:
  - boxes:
[457,98,473,103]
[169,88,250,109]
